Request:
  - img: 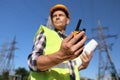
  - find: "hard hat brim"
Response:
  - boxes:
[50,4,70,18]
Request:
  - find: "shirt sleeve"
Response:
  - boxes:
[28,31,46,71]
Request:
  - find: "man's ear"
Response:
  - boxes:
[66,18,70,24]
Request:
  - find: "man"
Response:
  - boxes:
[28,4,93,80]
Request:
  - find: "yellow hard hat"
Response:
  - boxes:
[50,4,70,18]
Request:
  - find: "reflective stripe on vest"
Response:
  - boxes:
[31,25,80,80]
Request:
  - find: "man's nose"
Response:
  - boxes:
[56,15,60,20]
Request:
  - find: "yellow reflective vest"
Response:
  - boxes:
[30,25,80,80]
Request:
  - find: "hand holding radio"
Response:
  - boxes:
[73,19,86,44]
[73,19,98,68]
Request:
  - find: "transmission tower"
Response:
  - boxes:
[0,41,8,74]
[1,36,18,75]
[46,16,54,30]
[91,20,119,80]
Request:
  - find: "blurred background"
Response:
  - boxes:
[0,0,120,80]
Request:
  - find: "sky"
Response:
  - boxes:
[0,0,120,79]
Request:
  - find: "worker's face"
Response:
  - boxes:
[52,10,70,31]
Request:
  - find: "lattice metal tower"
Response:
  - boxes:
[46,16,54,29]
[0,41,8,74]
[91,20,119,80]
[0,36,18,75]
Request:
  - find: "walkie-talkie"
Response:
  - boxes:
[73,19,86,37]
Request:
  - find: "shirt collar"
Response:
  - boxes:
[54,29,66,39]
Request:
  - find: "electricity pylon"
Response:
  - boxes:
[91,20,119,80]
[0,36,18,75]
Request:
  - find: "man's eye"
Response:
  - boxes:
[53,15,57,18]
[59,14,64,16]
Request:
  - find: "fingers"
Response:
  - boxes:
[64,32,74,42]
[80,52,89,61]
[73,35,87,50]
[69,31,87,54]
[80,51,93,66]
[74,46,84,56]
[69,31,86,45]
[83,51,93,59]
[60,31,87,60]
